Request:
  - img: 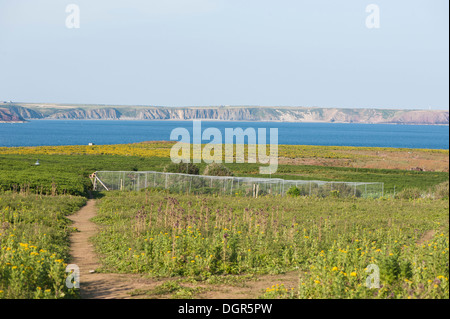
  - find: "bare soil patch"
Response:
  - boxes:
[417,230,436,246]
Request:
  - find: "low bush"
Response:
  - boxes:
[164,162,200,175]
[203,163,234,177]
[287,186,301,197]
[396,188,423,200]
[431,181,449,200]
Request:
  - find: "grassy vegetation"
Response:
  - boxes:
[0,193,86,299]
[230,163,449,194]
[1,142,447,196]
[1,142,447,162]
[92,190,448,299]
[0,142,447,299]
[0,152,447,196]
[0,154,172,196]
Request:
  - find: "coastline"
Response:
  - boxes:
[1,118,448,126]
[0,121,27,124]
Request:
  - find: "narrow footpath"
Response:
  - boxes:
[68,199,151,298]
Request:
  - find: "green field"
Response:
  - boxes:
[0,154,170,196]
[0,144,448,299]
[0,153,448,196]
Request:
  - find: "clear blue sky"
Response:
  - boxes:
[0,0,448,109]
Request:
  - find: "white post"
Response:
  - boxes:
[95,176,109,191]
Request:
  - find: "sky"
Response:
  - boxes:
[0,0,448,110]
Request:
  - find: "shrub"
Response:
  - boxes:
[395,187,422,200]
[287,186,301,197]
[333,183,362,198]
[164,162,200,175]
[203,163,234,177]
[316,183,361,198]
[431,181,449,200]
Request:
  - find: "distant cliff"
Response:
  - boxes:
[48,108,122,120]
[0,103,448,125]
[8,105,44,119]
[0,107,26,123]
[132,107,449,125]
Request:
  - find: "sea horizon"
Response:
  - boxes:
[1,120,448,149]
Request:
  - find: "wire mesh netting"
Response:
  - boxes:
[93,171,384,198]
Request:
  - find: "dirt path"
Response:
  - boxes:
[68,199,299,299]
[68,199,152,299]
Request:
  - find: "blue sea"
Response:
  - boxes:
[0,120,448,149]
